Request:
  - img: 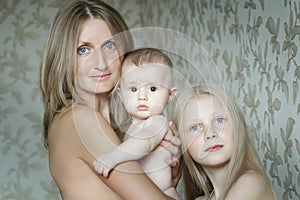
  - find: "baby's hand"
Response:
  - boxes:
[93,153,114,178]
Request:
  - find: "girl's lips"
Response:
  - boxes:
[205,144,224,152]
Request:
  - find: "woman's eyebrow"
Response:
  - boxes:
[77,41,93,47]
[101,38,115,47]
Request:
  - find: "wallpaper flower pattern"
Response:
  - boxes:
[0,0,299,199]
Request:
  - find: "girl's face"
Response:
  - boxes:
[76,18,121,96]
[182,94,234,168]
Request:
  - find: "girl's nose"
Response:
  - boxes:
[205,128,218,140]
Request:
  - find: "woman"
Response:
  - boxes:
[39,0,180,199]
[172,84,276,200]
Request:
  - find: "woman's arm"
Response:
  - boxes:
[72,106,174,200]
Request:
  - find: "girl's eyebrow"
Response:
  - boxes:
[211,112,226,118]
[183,119,202,125]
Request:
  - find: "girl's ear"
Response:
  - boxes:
[168,87,178,103]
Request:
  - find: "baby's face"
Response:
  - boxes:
[119,61,173,120]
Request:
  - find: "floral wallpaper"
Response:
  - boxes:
[0,0,299,199]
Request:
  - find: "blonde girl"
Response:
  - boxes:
[173,84,276,200]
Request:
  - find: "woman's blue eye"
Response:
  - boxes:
[104,42,116,51]
[130,87,137,92]
[78,47,88,55]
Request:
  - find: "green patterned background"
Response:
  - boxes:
[0,0,299,199]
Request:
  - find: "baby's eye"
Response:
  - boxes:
[103,41,116,51]
[78,47,89,55]
[130,87,137,92]
[150,86,157,92]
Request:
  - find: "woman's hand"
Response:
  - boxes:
[160,121,182,188]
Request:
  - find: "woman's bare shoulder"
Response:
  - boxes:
[49,104,119,156]
[48,106,89,154]
[53,105,109,130]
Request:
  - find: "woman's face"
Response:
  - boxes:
[182,94,234,168]
[76,18,121,96]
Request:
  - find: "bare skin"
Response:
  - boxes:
[94,115,179,198]
[47,18,177,200]
[48,105,174,200]
[93,115,170,177]
[224,170,276,200]
[195,170,275,200]
[93,60,181,199]
[185,94,276,200]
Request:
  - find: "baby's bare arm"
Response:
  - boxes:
[94,115,168,177]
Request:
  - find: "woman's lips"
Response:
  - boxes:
[205,144,224,152]
[90,73,111,81]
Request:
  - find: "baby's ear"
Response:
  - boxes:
[168,87,178,103]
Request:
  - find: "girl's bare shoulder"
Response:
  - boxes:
[227,170,276,200]
[236,170,268,186]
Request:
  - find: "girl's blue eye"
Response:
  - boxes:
[130,87,137,92]
[190,124,202,132]
[78,47,88,55]
[214,117,225,127]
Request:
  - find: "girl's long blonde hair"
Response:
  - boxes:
[173,83,270,199]
[39,0,133,148]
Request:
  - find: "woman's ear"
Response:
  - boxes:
[168,87,178,103]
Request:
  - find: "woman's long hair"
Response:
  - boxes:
[39,0,133,148]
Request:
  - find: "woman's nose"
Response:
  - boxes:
[93,50,108,70]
